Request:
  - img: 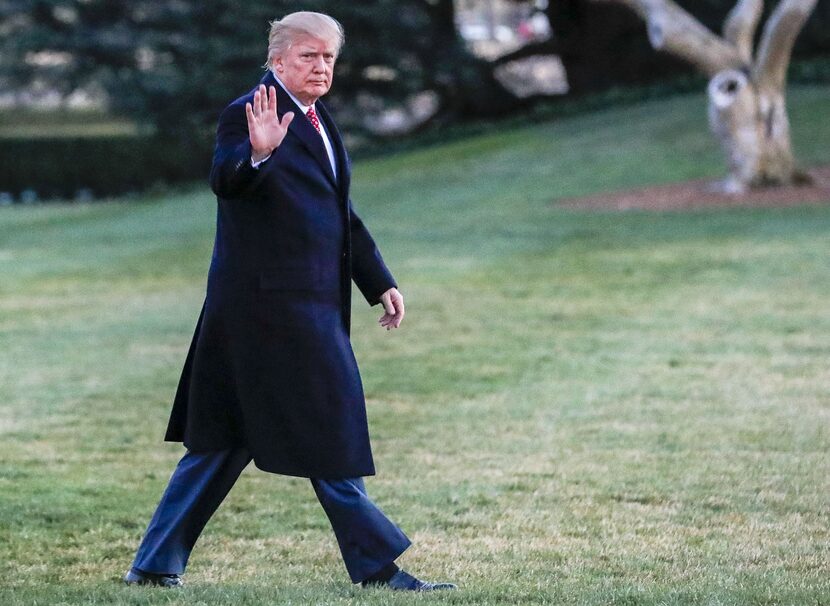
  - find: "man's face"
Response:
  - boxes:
[273,34,336,106]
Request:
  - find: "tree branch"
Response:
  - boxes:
[753,0,818,90]
[723,0,764,64]
[594,0,744,76]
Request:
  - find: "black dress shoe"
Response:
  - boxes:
[366,569,456,591]
[122,568,183,588]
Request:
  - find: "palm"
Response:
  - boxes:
[246,85,294,159]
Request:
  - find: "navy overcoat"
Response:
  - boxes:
[164,71,397,478]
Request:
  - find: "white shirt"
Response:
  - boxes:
[250,73,337,179]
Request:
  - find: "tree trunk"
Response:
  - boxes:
[707,70,797,192]
[597,0,818,192]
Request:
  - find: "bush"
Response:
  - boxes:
[0,135,212,201]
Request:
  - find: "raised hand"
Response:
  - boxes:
[246,85,294,162]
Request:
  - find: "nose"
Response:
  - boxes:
[313,57,326,72]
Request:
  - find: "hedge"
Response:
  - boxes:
[0,135,213,202]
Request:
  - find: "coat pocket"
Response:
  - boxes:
[259,266,323,291]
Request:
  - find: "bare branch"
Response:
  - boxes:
[754,0,818,90]
[594,0,744,76]
[723,0,764,63]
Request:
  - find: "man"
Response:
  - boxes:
[122,11,455,592]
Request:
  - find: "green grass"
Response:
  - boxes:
[1,84,829,605]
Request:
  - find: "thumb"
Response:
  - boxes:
[382,294,395,315]
[281,111,295,129]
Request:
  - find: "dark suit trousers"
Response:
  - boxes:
[130,448,411,583]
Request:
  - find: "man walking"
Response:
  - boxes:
[122,11,455,592]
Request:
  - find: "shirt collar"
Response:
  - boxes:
[272,71,315,115]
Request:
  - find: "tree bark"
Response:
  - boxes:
[723,0,763,64]
[707,70,796,192]
[598,0,818,192]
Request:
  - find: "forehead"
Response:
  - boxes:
[290,34,336,54]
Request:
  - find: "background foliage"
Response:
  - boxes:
[1,1,510,136]
[1,0,829,198]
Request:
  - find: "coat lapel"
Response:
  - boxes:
[259,71,337,188]
[315,100,351,200]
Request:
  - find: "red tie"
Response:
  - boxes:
[306,106,321,134]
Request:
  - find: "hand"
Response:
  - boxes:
[246,85,294,161]
[378,288,405,330]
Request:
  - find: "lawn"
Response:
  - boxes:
[1,84,828,605]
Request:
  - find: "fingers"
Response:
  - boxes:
[378,311,403,330]
[378,290,405,330]
[391,303,404,328]
[259,84,268,114]
[245,102,255,126]
[390,295,404,329]
[391,290,404,317]
[382,295,395,316]
[393,292,405,317]
[378,299,394,327]
[252,86,263,118]
[378,313,395,330]
[251,85,264,117]
[269,86,277,116]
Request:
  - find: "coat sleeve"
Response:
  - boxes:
[349,201,397,306]
[208,100,273,199]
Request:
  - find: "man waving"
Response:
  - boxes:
[123,11,455,593]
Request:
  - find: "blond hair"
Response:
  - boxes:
[265,11,345,68]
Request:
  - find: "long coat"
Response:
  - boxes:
[164,71,396,479]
